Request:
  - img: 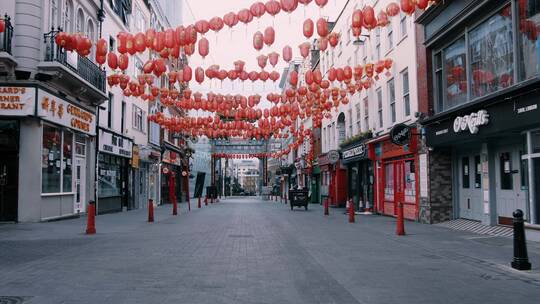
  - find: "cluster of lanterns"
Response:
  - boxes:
[212,153,271,159]
[54,32,93,57]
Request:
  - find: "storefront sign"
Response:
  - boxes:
[99,129,133,158]
[318,153,330,166]
[37,90,96,135]
[132,145,140,169]
[0,86,36,116]
[390,124,412,146]
[162,150,183,166]
[342,144,366,160]
[453,110,489,134]
[328,150,340,164]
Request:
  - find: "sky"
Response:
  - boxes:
[181,0,349,107]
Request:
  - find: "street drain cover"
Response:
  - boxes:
[0,296,32,304]
[228,234,254,238]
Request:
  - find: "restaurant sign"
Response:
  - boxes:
[342,144,367,160]
[37,90,96,135]
[0,86,36,116]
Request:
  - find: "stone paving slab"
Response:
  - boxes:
[0,197,539,304]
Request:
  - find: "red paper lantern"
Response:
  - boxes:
[259,70,270,82]
[234,60,245,73]
[248,71,259,82]
[107,52,118,70]
[283,45,292,62]
[183,66,193,82]
[270,71,280,82]
[250,2,266,18]
[195,20,210,35]
[303,19,314,39]
[257,55,268,69]
[289,70,298,87]
[154,58,166,77]
[265,0,281,16]
[184,43,195,56]
[185,25,198,44]
[417,0,429,10]
[165,28,175,49]
[134,33,146,52]
[153,31,165,52]
[352,27,362,37]
[352,9,363,29]
[228,70,238,81]
[264,27,275,47]
[117,32,128,54]
[280,0,299,13]
[253,31,264,51]
[209,17,224,33]
[198,37,209,58]
[363,6,377,30]
[268,52,280,67]
[145,29,156,48]
[315,0,328,8]
[238,9,253,24]
[378,11,390,27]
[386,2,400,17]
[317,18,329,37]
[118,53,129,71]
[328,32,340,47]
[96,38,108,56]
[318,37,328,51]
[401,0,416,15]
[223,12,239,28]
[195,67,205,84]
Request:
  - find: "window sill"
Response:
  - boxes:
[385,48,394,57]
[396,34,408,47]
[41,192,75,197]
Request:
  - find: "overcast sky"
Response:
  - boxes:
[181,0,348,106]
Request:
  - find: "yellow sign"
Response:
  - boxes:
[132,145,140,169]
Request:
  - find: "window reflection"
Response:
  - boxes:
[444,38,467,110]
[518,0,540,81]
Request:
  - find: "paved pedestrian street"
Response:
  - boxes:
[1,197,540,304]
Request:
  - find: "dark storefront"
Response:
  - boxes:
[318,151,347,207]
[161,142,185,205]
[98,128,133,214]
[419,0,540,225]
[341,142,373,211]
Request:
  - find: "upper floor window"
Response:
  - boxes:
[388,22,394,50]
[469,6,514,98]
[402,68,411,117]
[76,8,84,33]
[518,0,540,81]
[388,78,396,123]
[377,88,383,128]
[50,0,59,29]
[400,13,407,38]
[63,0,73,32]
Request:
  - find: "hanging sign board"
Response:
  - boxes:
[37,90,96,135]
[390,124,412,146]
[0,86,36,116]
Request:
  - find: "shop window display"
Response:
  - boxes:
[404,160,416,203]
[384,163,394,201]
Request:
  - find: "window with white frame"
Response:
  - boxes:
[388,78,396,123]
[363,97,369,131]
[402,68,411,117]
[400,13,407,38]
[50,0,59,30]
[388,21,394,50]
[42,125,73,193]
[63,0,73,32]
[132,104,146,132]
[375,28,381,60]
[377,88,383,128]
[355,103,361,132]
[76,8,84,33]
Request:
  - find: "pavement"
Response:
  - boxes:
[1,196,540,304]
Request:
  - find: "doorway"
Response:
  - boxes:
[494,148,527,225]
[0,120,19,222]
[457,154,484,221]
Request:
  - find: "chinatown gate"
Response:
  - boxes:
[210,139,269,197]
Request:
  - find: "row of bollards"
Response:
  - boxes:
[85,194,219,235]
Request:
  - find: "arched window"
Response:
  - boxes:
[50,0,59,29]
[76,8,84,33]
[63,0,73,32]
[86,19,95,41]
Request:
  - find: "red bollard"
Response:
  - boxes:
[198,196,201,208]
[396,202,405,236]
[324,198,329,216]
[348,199,355,223]
[173,198,178,215]
[86,201,96,234]
[148,199,154,223]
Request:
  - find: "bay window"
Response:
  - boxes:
[42,125,73,193]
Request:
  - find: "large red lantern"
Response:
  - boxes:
[299,42,310,58]
[352,9,363,29]
[238,9,253,24]
[185,25,198,44]
[315,0,328,8]
[234,60,245,72]
[154,58,166,77]
[363,6,377,30]
[283,45,292,62]
[117,32,128,54]
[195,67,205,84]
[96,38,108,56]
[328,32,340,47]
[184,43,195,56]
[417,0,429,10]
[209,17,224,33]
[401,0,416,15]
[253,31,264,51]
[145,29,156,48]
[183,66,193,82]
[265,0,281,16]
[198,37,209,59]
[280,0,299,13]
[248,71,259,82]
[223,12,239,28]
[386,2,400,17]
[107,52,118,70]
[195,20,210,35]
[96,53,106,65]
[303,19,314,38]
[164,28,175,49]
[257,55,268,69]
[263,27,275,47]
[270,71,280,82]
[118,53,129,71]
[134,33,146,52]
[318,37,328,51]
[268,52,280,67]
[317,18,329,37]
[250,2,266,19]
[289,70,298,87]
[259,70,270,82]
[153,31,165,52]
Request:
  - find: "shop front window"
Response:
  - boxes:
[444,38,467,110]
[42,125,62,193]
[384,163,394,201]
[518,0,540,81]
[98,154,122,197]
[532,130,540,153]
[404,160,416,203]
[42,125,74,193]
[469,5,514,98]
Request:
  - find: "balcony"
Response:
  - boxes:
[36,29,107,104]
[0,15,17,76]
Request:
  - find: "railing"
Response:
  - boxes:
[43,28,106,93]
[0,14,14,54]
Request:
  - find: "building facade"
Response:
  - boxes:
[418,0,540,226]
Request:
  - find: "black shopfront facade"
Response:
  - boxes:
[419,0,540,225]
[341,142,374,211]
